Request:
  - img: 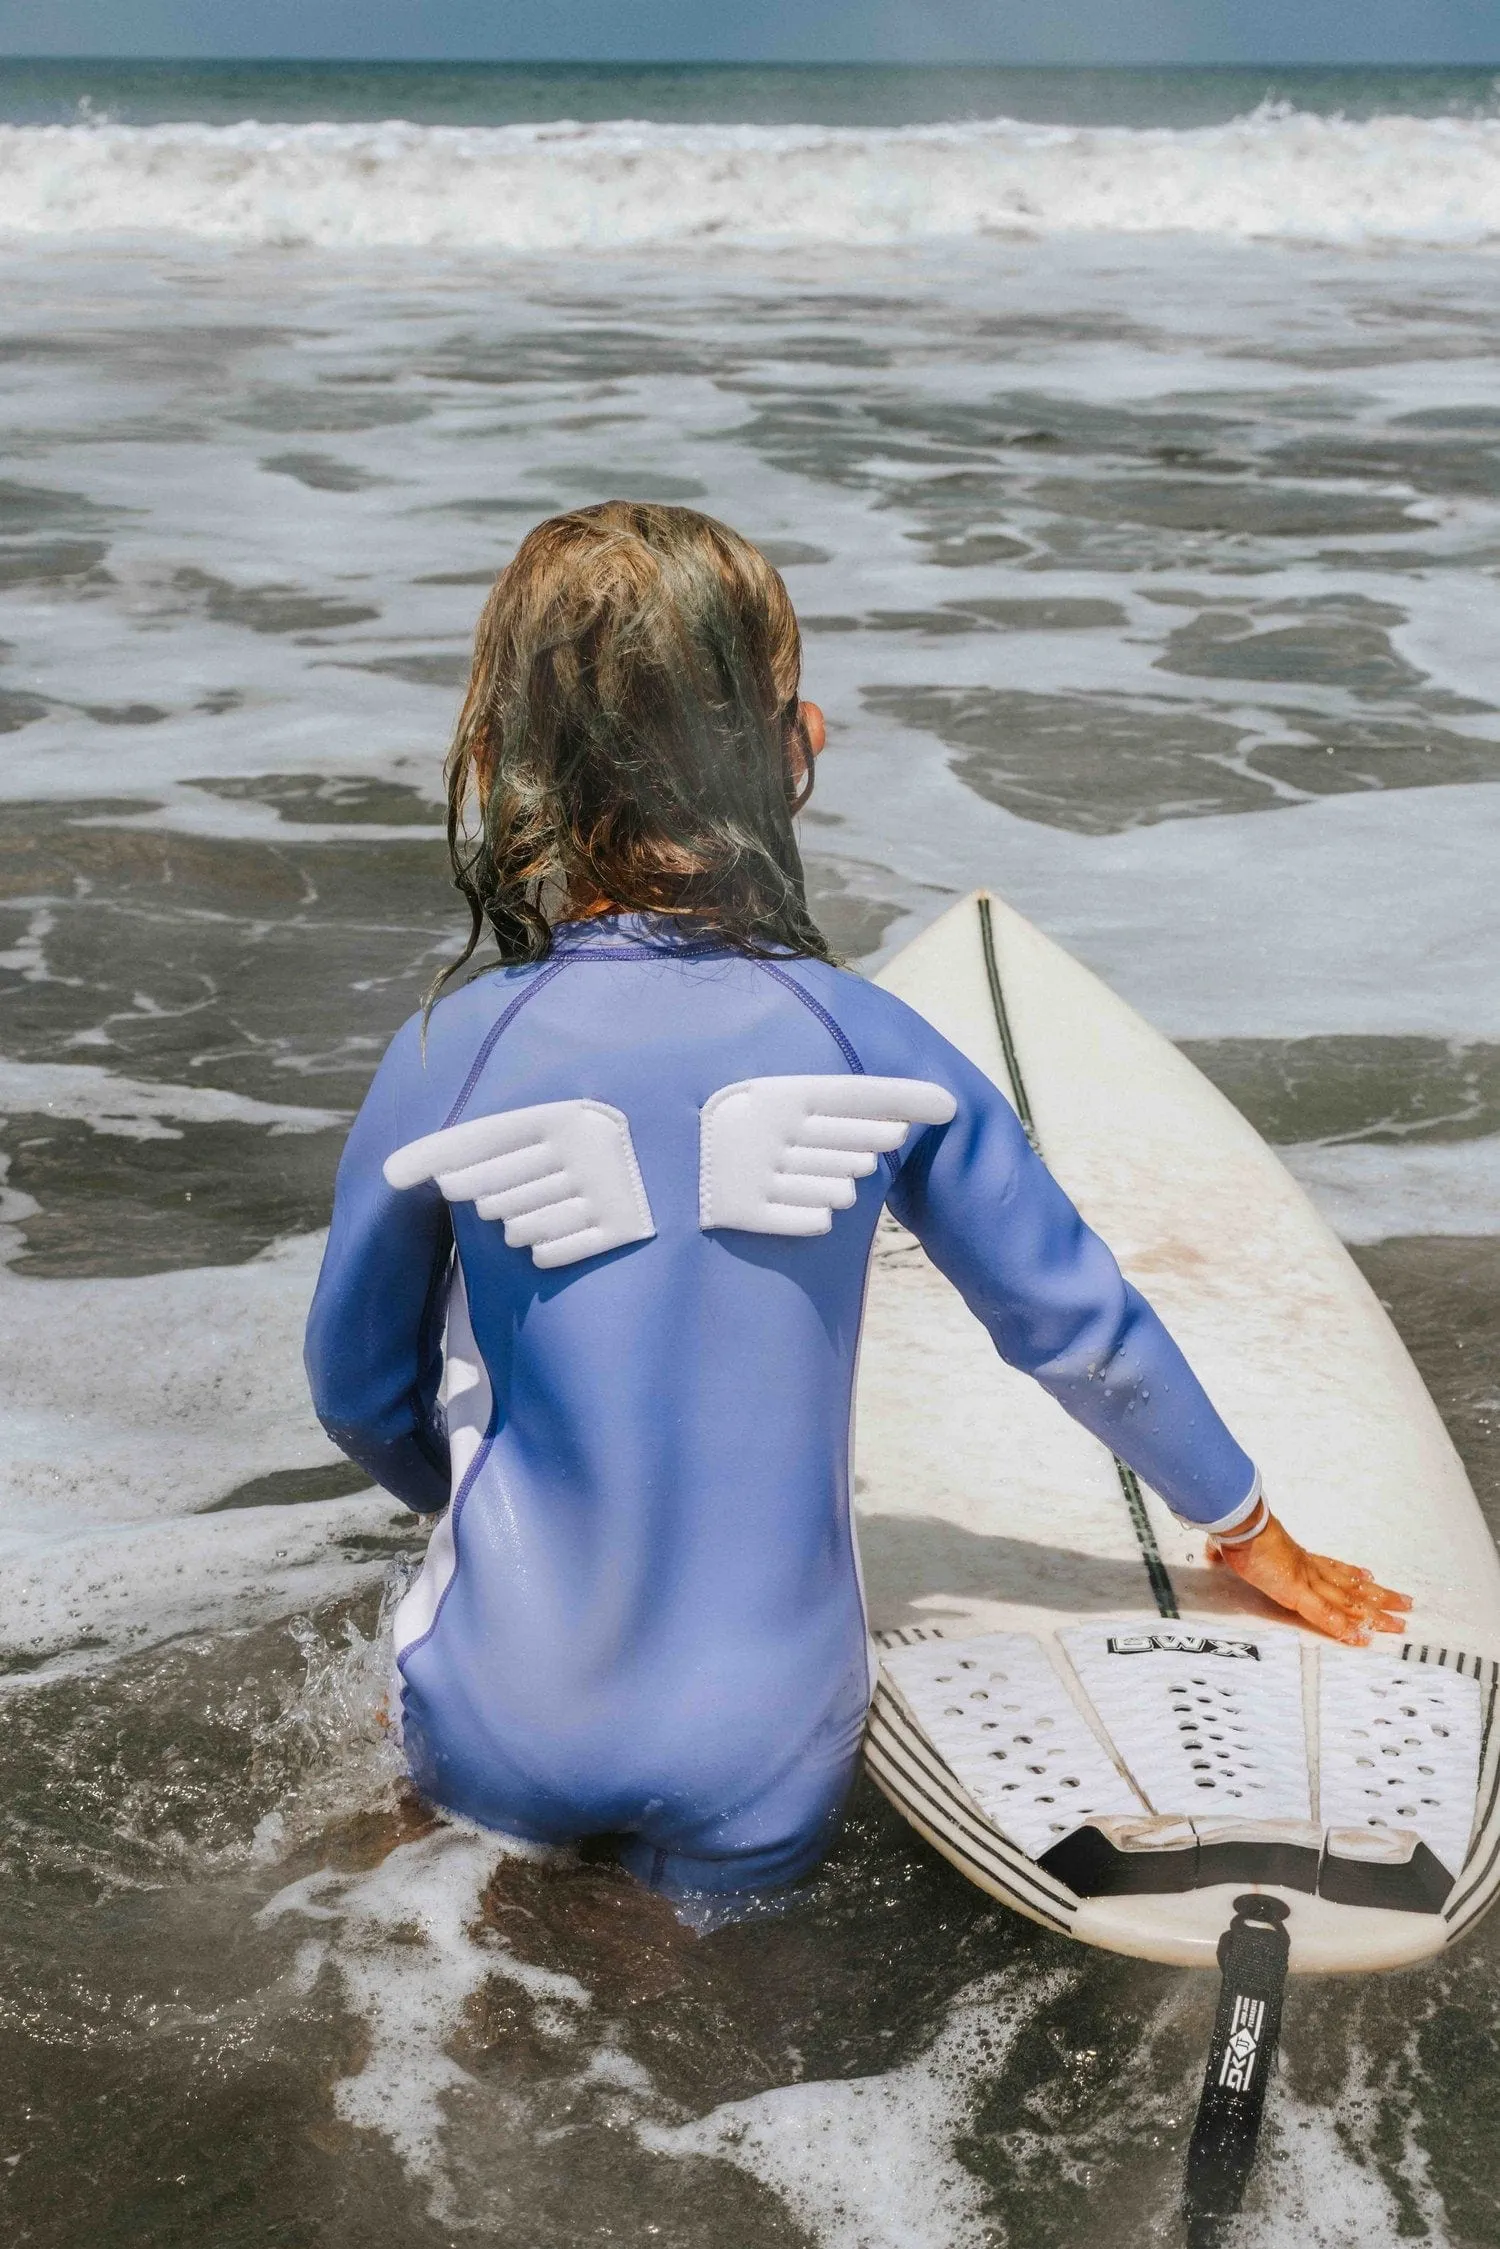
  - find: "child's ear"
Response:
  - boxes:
[799,701,826,758]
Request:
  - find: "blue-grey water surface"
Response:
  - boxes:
[1,56,1498,128]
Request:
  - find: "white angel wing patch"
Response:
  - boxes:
[699,1074,957,1238]
[383,1099,655,1270]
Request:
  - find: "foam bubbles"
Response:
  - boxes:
[2,110,1500,251]
[1245,2045,1451,2249]
[643,1972,1058,2249]
[261,1825,584,2188]
[0,1230,332,1531]
[1283,1132,1500,1243]
[0,1056,344,1141]
[0,1229,403,1675]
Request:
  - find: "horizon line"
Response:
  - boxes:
[3,54,1498,72]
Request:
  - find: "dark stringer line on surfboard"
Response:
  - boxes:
[976,895,1180,1623]
[1115,1461,1181,1621]
[978,892,1041,1157]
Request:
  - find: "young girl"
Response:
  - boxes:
[305,503,1407,1899]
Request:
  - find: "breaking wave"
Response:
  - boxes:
[2,106,1500,250]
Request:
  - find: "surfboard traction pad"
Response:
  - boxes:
[866,1621,1500,1945]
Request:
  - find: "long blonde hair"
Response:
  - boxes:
[436,502,829,993]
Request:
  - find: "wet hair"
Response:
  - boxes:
[434,500,831,998]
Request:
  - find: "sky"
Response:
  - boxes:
[1,0,1498,66]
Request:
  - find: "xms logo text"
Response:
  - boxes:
[1105,1632,1262,1660]
[1218,1995,1266,2092]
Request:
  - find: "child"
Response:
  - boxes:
[305,503,1407,1899]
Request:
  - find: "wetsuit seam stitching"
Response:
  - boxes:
[442,959,570,1128]
[556,943,730,960]
[753,961,866,1074]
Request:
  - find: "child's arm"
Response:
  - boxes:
[304,1021,454,1514]
[887,1043,1408,1645]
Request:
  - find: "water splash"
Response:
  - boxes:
[260,1824,584,2192]
[1246,2044,1451,2249]
[3,110,1500,249]
[642,1969,1066,2249]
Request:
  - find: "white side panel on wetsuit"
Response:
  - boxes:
[699,1074,957,1237]
[392,1261,490,1667]
[385,1098,656,1269]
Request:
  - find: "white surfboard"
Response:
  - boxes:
[856,892,1500,1973]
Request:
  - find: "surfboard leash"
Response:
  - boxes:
[977,896,1179,1622]
[1183,1894,1291,2245]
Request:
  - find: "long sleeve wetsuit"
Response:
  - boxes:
[305,915,1259,1894]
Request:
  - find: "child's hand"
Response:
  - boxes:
[1208,1507,1411,1645]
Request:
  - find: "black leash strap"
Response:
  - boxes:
[1184,1894,1292,2242]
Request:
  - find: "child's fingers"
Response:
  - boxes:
[1301,1559,1414,1643]
[1353,1589,1413,1629]
[1309,1552,1411,1611]
[1360,1587,1413,1631]
[1306,1555,1376,1605]
[1301,1574,1372,1636]
[1308,1555,1372,1589]
[1303,1554,1412,1627]
[1304,1583,1394,1637]
[1293,1580,1371,1644]
[1247,1557,1380,1644]
[1318,1576,1411,1628]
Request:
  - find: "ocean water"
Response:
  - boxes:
[3,58,1500,130]
[1,71,1499,2249]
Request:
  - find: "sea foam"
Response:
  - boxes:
[2,107,1499,250]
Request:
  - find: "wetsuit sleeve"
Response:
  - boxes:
[886,1049,1259,1531]
[304,1019,454,1514]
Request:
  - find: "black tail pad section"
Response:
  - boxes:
[1317,1838,1454,1913]
[1041,1825,1319,1900]
[1040,1824,1197,1896]
[1196,1838,1319,1896]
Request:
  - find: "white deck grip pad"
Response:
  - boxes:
[385,1099,655,1270]
[1319,1651,1482,1880]
[1063,1622,1312,1823]
[699,1074,956,1237]
[882,1631,1143,1860]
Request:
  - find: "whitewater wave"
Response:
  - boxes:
[2,108,1499,250]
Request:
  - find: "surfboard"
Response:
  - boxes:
[855,891,1500,1973]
